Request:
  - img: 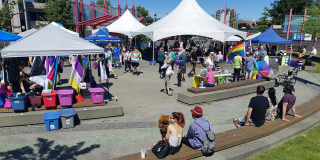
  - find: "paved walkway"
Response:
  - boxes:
[1,62,319,160]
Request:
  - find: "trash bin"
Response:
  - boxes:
[88,88,105,104]
[59,109,77,129]
[57,90,73,106]
[43,111,60,131]
[9,93,28,110]
[42,90,57,108]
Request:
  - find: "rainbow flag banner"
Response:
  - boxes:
[226,41,250,62]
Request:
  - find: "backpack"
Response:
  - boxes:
[195,122,216,155]
[171,53,177,61]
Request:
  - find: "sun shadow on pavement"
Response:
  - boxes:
[0,138,100,160]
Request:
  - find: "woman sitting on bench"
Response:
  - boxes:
[203,66,215,87]
[152,112,185,155]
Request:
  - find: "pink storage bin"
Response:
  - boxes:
[88,88,105,104]
[57,90,73,106]
[4,99,11,109]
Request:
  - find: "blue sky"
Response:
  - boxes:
[84,0,274,21]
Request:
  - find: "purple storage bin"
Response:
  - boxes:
[57,90,73,106]
[256,74,262,80]
[88,88,105,104]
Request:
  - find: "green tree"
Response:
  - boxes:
[34,0,75,31]
[268,0,313,24]
[136,5,154,26]
[229,9,238,28]
[0,0,24,32]
[254,7,272,32]
[95,0,111,6]
[299,0,320,47]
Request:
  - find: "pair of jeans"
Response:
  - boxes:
[204,83,215,87]
[233,68,241,82]
[308,54,315,59]
[177,72,182,86]
[113,57,120,68]
[125,60,131,71]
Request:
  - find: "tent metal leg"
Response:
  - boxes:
[153,41,155,62]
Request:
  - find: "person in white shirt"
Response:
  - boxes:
[263,51,269,65]
[206,53,214,67]
[215,51,224,63]
[309,46,317,59]
[161,57,174,96]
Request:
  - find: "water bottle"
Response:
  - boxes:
[201,81,204,87]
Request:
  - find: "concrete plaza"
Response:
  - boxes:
[0,60,319,160]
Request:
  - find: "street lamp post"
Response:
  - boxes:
[154,14,157,22]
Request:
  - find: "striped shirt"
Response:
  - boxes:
[130,50,142,63]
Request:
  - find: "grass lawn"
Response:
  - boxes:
[250,124,320,160]
[291,56,320,73]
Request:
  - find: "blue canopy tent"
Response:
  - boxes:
[251,27,292,44]
[0,30,22,42]
[83,28,122,44]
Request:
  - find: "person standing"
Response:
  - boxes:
[161,58,174,96]
[233,51,242,82]
[178,49,186,85]
[130,46,142,76]
[277,84,302,122]
[244,52,256,80]
[188,47,197,77]
[263,51,269,65]
[124,49,131,73]
[105,46,117,79]
[259,46,265,61]
[157,47,166,73]
[113,45,120,68]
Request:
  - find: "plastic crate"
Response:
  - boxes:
[42,90,57,108]
[28,95,42,105]
[59,109,77,129]
[88,88,105,104]
[9,93,28,111]
[43,111,60,131]
[57,90,73,106]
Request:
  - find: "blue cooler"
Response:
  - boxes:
[9,93,28,110]
[59,109,77,129]
[43,112,60,131]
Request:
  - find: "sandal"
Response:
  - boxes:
[114,75,117,79]
[168,93,173,96]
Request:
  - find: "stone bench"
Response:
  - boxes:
[303,65,316,71]
[178,80,275,105]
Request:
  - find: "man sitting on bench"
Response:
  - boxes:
[182,106,212,151]
[277,84,302,122]
[233,85,270,128]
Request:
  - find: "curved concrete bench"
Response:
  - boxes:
[178,80,275,105]
[113,94,320,160]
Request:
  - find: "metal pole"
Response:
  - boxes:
[22,0,28,30]
[285,8,292,50]
[224,3,227,24]
[300,8,307,49]
[153,41,155,62]
[215,7,217,19]
[233,7,236,28]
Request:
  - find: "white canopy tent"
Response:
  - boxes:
[246,32,261,40]
[51,22,79,37]
[104,10,145,38]
[18,28,38,38]
[1,22,104,58]
[131,0,246,42]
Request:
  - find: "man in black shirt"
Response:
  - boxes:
[188,47,198,77]
[233,85,270,128]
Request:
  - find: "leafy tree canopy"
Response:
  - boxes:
[0,0,24,32]
[95,0,111,6]
[254,7,272,32]
[33,0,75,31]
[136,5,154,26]
[268,0,313,24]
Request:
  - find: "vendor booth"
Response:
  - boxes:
[83,28,123,44]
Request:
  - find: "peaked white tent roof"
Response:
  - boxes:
[18,28,38,38]
[105,10,145,38]
[52,22,79,37]
[131,0,246,42]
[246,32,261,40]
[1,22,104,58]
